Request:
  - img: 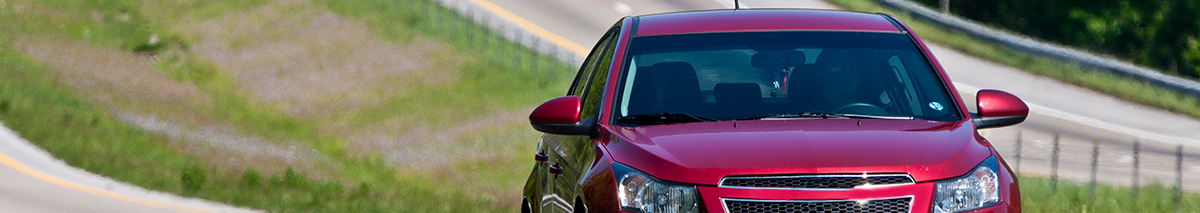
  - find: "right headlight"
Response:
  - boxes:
[934,156,1001,213]
[613,162,699,213]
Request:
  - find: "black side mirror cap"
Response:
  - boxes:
[532,117,596,135]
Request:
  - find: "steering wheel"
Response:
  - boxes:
[833,103,888,115]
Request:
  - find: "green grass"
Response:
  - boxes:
[825,0,1200,120]
[320,0,572,128]
[1,0,574,212]
[0,30,505,213]
[0,39,366,212]
[1019,176,1200,212]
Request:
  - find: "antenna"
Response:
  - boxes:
[735,0,740,9]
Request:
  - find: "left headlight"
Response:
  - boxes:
[613,162,699,213]
[934,156,1001,213]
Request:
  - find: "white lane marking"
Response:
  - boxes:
[612,2,632,15]
[954,82,1200,146]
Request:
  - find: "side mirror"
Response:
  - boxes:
[973,89,1029,129]
[530,96,594,135]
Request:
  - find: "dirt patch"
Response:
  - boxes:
[347,108,533,204]
[116,111,330,176]
[348,109,528,172]
[13,36,209,118]
[191,0,459,119]
[13,37,325,176]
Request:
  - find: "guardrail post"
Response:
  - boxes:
[517,30,527,70]
[939,0,949,14]
[1175,145,1183,212]
[1090,139,1099,198]
[551,46,560,66]
[467,7,477,45]
[1014,131,1022,175]
[1051,133,1060,192]
[1132,140,1140,199]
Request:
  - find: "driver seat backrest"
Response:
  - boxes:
[790,49,870,110]
[856,54,888,106]
[714,83,762,115]
[788,63,824,111]
[627,62,702,114]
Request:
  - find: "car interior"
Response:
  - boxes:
[620,47,954,121]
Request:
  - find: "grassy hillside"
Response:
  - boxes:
[0,0,571,211]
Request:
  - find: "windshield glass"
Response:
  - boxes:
[613,31,960,125]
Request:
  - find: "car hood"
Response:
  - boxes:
[602,119,993,185]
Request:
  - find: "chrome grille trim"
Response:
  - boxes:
[719,174,915,190]
[721,196,914,213]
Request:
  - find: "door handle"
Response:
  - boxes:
[549,164,564,175]
[535,152,549,162]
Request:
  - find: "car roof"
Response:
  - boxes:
[634,9,904,37]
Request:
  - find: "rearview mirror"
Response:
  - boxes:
[530,96,594,135]
[974,89,1028,129]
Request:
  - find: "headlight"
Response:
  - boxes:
[934,156,1001,213]
[613,162,699,213]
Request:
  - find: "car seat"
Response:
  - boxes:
[627,62,702,115]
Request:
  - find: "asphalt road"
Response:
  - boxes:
[469,0,1200,191]
[0,122,256,213]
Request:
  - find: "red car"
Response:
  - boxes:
[522,9,1028,213]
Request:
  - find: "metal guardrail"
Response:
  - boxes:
[1005,130,1192,211]
[435,0,587,67]
[873,0,1200,98]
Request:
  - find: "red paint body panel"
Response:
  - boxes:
[529,96,581,124]
[977,90,1030,117]
[603,119,989,185]
[636,9,902,37]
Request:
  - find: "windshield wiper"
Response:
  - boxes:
[839,113,914,120]
[738,112,913,120]
[617,112,718,125]
[737,112,839,120]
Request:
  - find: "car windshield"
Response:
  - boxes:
[613,31,960,125]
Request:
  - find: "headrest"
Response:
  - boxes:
[815,48,858,68]
[713,83,762,104]
[751,51,806,69]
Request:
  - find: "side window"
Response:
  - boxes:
[580,30,620,118]
[568,30,619,97]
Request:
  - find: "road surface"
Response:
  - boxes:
[0,122,256,213]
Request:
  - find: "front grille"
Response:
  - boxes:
[724,197,912,213]
[721,174,914,189]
